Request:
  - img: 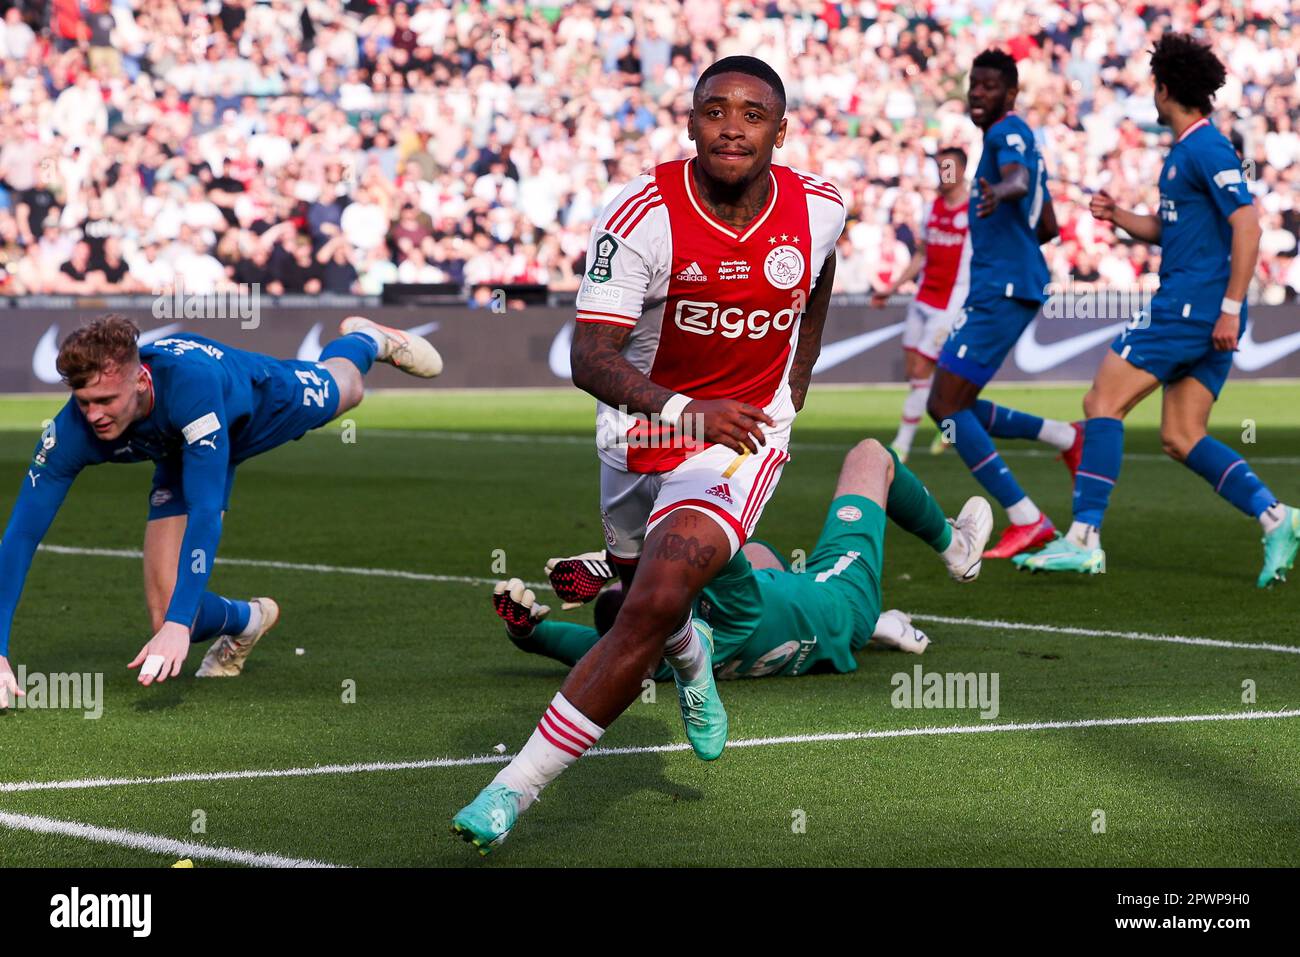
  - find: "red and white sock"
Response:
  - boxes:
[664,616,708,683]
[491,692,604,812]
[893,378,931,453]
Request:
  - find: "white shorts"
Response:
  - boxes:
[902,299,960,362]
[600,442,791,562]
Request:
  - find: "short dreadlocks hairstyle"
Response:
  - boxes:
[695,55,787,113]
[972,48,1018,87]
[1150,33,1226,115]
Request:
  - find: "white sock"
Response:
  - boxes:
[940,525,966,565]
[492,692,604,812]
[1037,418,1076,451]
[238,601,263,639]
[893,418,920,453]
[351,326,390,359]
[1066,520,1100,549]
[1005,497,1041,526]
[663,616,708,683]
[893,379,930,453]
[1259,502,1287,534]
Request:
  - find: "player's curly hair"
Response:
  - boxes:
[696,55,787,113]
[1150,32,1226,115]
[972,49,1018,86]
[57,314,141,389]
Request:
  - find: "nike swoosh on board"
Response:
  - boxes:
[1012,319,1127,374]
[1233,323,1300,372]
[297,323,324,362]
[812,322,906,373]
[548,323,573,379]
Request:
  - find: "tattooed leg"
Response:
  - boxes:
[557,508,733,728]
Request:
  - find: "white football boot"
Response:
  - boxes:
[871,609,930,654]
[339,316,444,378]
[942,496,994,582]
[196,597,280,678]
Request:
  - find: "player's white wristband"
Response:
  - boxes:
[1220,297,1242,316]
[659,393,693,428]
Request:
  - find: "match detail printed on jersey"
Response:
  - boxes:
[575,159,846,474]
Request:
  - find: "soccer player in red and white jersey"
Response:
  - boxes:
[872,147,972,461]
[452,56,846,854]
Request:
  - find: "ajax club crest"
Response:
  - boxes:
[764,244,805,290]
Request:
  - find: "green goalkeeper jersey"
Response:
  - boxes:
[522,496,886,680]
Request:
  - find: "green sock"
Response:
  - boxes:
[511,620,602,667]
[885,447,952,552]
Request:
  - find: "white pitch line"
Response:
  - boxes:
[0,810,341,868]
[911,613,1300,656]
[0,754,512,794]
[37,544,546,590]
[35,544,1300,656]
[1,709,1296,796]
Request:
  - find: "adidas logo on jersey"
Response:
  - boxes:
[704,483,734,505]
[675,261,708,282]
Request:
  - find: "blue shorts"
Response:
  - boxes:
[1110,303,1245,400]
[147,360,340,521]
[937,291,1043,387]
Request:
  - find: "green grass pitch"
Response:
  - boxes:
[0,383,1297,867]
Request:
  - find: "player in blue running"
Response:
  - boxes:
[0,313,443,706]
[1015,33,1299,586]
[927,49,1084,562]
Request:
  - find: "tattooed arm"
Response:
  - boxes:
[789,253,836,412]
[570,321,774,454]
[570,322,674,417]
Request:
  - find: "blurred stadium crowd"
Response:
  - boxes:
[0,0,1296,302]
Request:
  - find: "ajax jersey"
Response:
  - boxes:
[916,194,972,311]
[575,159,846,474]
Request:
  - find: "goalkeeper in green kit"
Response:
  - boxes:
[494,439,993,679]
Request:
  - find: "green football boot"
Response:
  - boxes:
[1012,536,1106,575]
[673,621,728,761]
[451,783,522,856]
[1257,505,1300,588]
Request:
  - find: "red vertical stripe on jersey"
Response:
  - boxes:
[603,182,656,231]
[617,199,664,238]
[609,189,661,236]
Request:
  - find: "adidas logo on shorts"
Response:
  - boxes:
[675,261,707,282]
[704,482,734,505]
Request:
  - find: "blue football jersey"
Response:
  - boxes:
[0,335,334,653]
[969,112,1051,303]
[1154,118,1254,318]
